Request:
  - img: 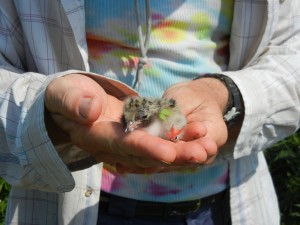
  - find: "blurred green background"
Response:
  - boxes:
[0,132,299,225]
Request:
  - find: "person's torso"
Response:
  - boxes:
[85,0,233,202]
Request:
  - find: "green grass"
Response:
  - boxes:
[0,178,10,225]
[264,132,300,225]
[0,132,299,225]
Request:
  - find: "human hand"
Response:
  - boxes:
[45,74,212,173]
[162,77,229,165]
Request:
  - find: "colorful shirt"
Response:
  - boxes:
[85,0,233,97]
[85,0,233,202]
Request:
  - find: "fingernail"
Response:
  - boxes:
[79,98,92,119]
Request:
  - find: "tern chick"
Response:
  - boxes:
[122,96,186,142]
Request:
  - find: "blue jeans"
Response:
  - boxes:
[97,191,231,225]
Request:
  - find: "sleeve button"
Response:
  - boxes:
[85,187,93,197]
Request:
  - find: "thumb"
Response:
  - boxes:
[78,97,96,120]
[45,75,106,125]
[72,92,104,124]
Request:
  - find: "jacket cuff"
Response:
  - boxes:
[21,74,75,192]
[221,70,268,159]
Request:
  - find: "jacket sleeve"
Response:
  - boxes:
[0,1,81,192]
[0,70,78,192]
[222,1,300,159]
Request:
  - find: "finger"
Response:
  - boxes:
[79,120,178,163]
[173,141,209,164]
[170,136,218,165]
[94,152,168,169]
[121,131,215,165]
[120,130,177,163]
[197,137,218,157]
[197,137,218,165]
[181,121,207,141]
[193,137,218,165]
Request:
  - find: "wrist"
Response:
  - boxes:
[193,74,243,127]
[192,77,229,113]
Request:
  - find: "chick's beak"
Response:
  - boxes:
[125,120,141,132]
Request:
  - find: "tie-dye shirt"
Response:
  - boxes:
[85,0,233,202]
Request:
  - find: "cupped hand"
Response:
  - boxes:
[45,74,211,173]
[162,77,229,165]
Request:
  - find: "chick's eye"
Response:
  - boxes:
[136,112,148,121]
[142,115,148,119]
[137,115,148,120]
